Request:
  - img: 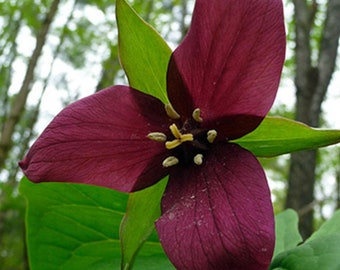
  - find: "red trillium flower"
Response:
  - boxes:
[19,0,285,269]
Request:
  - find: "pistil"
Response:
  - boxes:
[165,124,194,150]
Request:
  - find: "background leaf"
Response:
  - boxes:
[120,178,169,270]
[305,209,340,243]
[116,0,172,104]
[269,235,340,270]
[20,178,173,270]
[270,210,340,270]
[234,116,340,157]
[273,209,302,258]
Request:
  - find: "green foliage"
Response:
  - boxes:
[0,182,27,269]
[270,210,340,270]
[20,178,126,269]
[271,235,340,270]
[20,178,174,270]
[60,18,97,69]
[305,210,340,242]
[273,209,303,258]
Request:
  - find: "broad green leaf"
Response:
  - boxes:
[19,178,173,270]
[306,210,340,243]
[273,209,302,258]
[133,241,174,270]
[269,235,340,270]
[120,177,168,270]
[116,0,172,104]
[234,116,340,157]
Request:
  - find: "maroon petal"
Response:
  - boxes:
[19,86,171,192]
[156,143,274,270]
[167,0,285,135]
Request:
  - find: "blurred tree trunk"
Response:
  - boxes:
[286,0,340,239]
[0,0,60,171]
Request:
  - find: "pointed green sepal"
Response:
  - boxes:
[120,177,168,270]
[116,0,171,104]
[234,116,340,157]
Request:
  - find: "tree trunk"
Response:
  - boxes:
[0,0,60,170]
[286,0,340,239]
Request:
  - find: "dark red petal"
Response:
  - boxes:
[167,0,285,135]
[19,86,171,192]
[156,143,274,270]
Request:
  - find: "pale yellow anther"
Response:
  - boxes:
[165,124,194,149]
[192,108,203,123]
[162,156,179,167]
[207,129,217,143]
[193,154,203,165]
[165,104,180,119]
[147,132,167,142]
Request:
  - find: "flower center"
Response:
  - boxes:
[147,105,217,168]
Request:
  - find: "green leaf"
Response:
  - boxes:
[306,210,340,243]
[234,116,340,157]
[120,177,168,270]
[19,178,172,270]
[116,0,172,104]
[273,209,302,258]
[20,178,126,270]
[270,211,340,270]
[133,240,175,270]
[269,235,340,270]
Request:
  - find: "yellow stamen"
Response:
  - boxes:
[147,132,167,142]
[165,104,180,119]
[165,124,194,149]
[193,154,203,165]
[162,156,179,167]
[207,129,217,143]
[192,108,203,122]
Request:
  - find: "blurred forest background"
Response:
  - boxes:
[0,0,339,269]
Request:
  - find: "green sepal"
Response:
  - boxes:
[116,0,171,104]
[120,178,168,270]
[234,116,340,157]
